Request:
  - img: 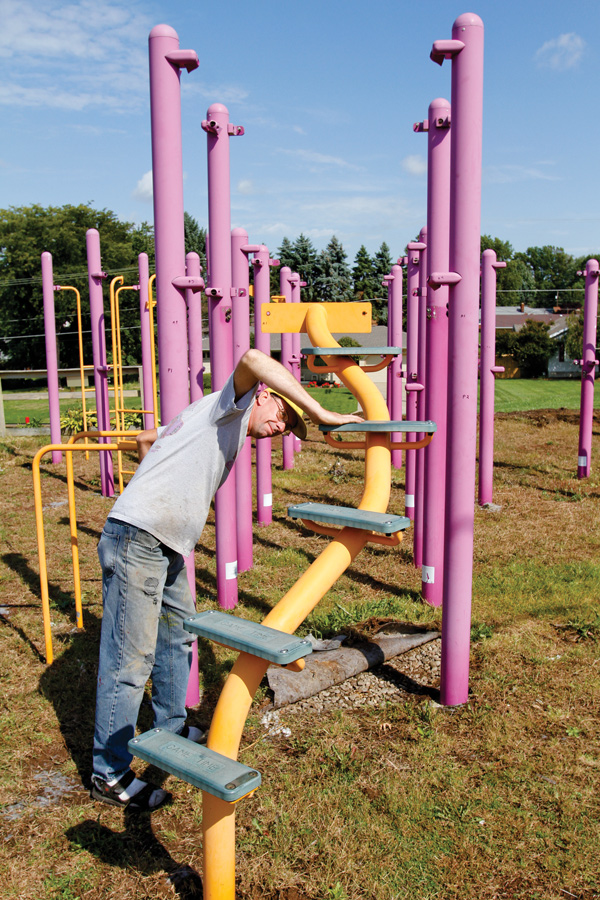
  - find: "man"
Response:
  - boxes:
[91,348,362,810]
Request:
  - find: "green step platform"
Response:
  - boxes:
[301,346,401,355]
[319,420,437,433]
[183,610,313,665]
[288,502,410,535]
[128,728,261,802]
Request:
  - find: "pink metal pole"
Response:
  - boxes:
[203,102,244,608]
[478,249,506,505]
[577,259,599,478]
[404,242,426,519]
[138,253,156,429]
[290,274,303,454]
[252,246,277,525]
[149,25,200,705]
[86,228,114,497]
[231,229,253,574]
[431,13,484,706]
[279,266,295,470]
[386,265,404,468]
[421,99,451,606]
[41,252,62,463]
[185,252,205,404]
[413,226,428,568]
[149,25,197,424]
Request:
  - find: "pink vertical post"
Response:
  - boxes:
[421,99,451,606]
[41,252,62,462]
[185,252,205,404]
[149,26,200,705]
[203,102,244,608]
[231,229,253,573]
[404,242,426,519]
[138,253,156,429]
[86,228,114,497]
[290,274,303,454]
[252,246,278,524]
[279,266,295,470]
[479,249,506,505]
[431,13,484,706]
[413,227,428,568]
[577,259,599,478]
[386,265,404,468]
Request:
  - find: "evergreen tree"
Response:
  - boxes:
[184,212,207,269]
[352,245,377,299]
[314,235,353,303]
[372,241,394,322]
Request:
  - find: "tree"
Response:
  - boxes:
[480,235,535,307]
[352,245,377,299]
[314,235,353,303]
[512,320,554,377]
[565,312,584,362]
[184,212,207,269]
[372,242,394,323]
[275,234,319,300]
[0,203,151,370]
[515,245,580,308]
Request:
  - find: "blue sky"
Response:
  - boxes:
[1,0,599,264]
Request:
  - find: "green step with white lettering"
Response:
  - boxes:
[128,728,261,802]
[301,346,401,355]
[288,502,410,535]
[319,420,437,433]
[183,610,313,665]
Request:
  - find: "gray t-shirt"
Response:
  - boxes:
[109,374,257,556]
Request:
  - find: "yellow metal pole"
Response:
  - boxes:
[202,304,393,900]
[148,274,158,427]
[33,433,141,664]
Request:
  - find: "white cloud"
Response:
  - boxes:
[132,170,153,202]
[276,148,361,171]
[535,33,585,71]
[401,154,427,176]
[183,82,250,105]
[237,180,254,195]
[485,164,561,184]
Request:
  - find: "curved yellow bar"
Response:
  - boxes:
[202,304,393,900]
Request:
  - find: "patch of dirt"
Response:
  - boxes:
[495,407,600,428]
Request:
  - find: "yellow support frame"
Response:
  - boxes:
[55,285,95,458]
[202,303,404,899]
[32,431,139,664]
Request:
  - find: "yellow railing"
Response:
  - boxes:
[32,431,139,664]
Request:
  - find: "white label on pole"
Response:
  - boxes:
[578,455,587,466]
[226,561,238,580]
[422,565,435,584]
[405,494,415,508]
[263,493,273,507]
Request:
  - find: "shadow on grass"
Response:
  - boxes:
[65,814,203,898]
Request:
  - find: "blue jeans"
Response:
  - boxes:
[93,518,195,782]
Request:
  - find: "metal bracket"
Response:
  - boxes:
[430,39,465,66]
[435,114,451,129]
[227,124,245,136]
[205,286,223,299]
[165,50,200,73]
[428,271,462,291]
[172,276,204,293]
[413,120,429,133]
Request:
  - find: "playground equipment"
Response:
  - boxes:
[576,259,599,478]
[432,12,484,706]
[413,226,428,569]
[420,98,451,606]
[403,240,426,520]
[383,264,403,469]
[129,300,435,900]
[32,430,139,665]
[478,249,506,507]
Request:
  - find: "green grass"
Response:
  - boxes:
[493,378,596,413]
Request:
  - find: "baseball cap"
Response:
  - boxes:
[267,390,308,440]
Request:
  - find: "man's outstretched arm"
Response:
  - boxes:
[136,428,158,461]
[234,348,364,428]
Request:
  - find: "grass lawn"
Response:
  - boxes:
[0,406,598,899]
[3,378,595,425]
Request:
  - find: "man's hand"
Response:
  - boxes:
[308,407,364,428]
[136,428,158,462]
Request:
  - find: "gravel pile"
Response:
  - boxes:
[281,637,441,715]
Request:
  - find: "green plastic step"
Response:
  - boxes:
[183,610,313,665]
[301,346,401,356]
[128,728,261,802]
[319,420,437,433]
[288,502,410,535]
